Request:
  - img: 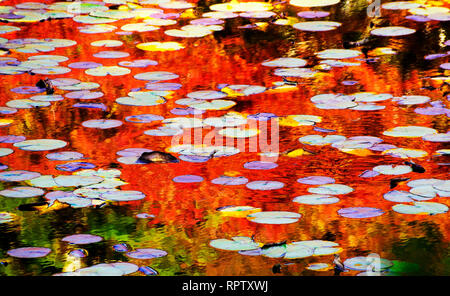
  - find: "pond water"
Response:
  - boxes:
[0,0,449,276]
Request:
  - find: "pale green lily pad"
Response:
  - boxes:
[433,180,450,192]
[353,92,392,102]
[27,175,59,188]
[382,148,428,158]
[31,66,71,75]
[79,24,117,34]
[90,10,135,20]
[298,135,346,145]
[0,186,45,198]
[284,244,314,259]
[14,139,67,151]
[316,49,361,59]
[162,117,204,128]
[204,114,247,127]
[383,126,437,138]
[54,175,104,187]
[293,194,340,205]
[407,178,443,188]
[0,148,13,157]
[210,237,260,251]
[73,15,117,24]
[100,190,145,201]
[134,71,179,81]
[121,23,159,32]
[371,26,416,37]
[307,184,354,195]
[262,57,307,67]
[273,67,317,77]
[409,186,437,198]
[344,256,393,271]
[261,245,287,258]
[187,99,236,110]
[247,211,301,224]
[373,165,412,175]
[91,40,123,47]
[392,202,448,215]
[29,54,68,62]
[85,66,131,76]
[115,96,166,106]
[29,95,64,102]
[293,21,341,31]
[6,99,50,109]
[58,82,100,91]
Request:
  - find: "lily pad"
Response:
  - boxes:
[246,180,285,190]
[0,170,41,182]
[308,184,353,195]
[373,165,412,175]
[14,139,67,151]
[297,176,335,185]
[126,248,167,259]
[82,119,123,129]
[100,190,145,201]
[247,211,301,224]
[7,247,51,258]
[344,256,393,271]
[293,194,340,205]
[211,176,249,185]
[293,21,341,31]
[244,161,278,170]
[370,26,416,36]
[383,126,437,138]
[338,207,385,218]
[0,186,45,198]
[392,202,448,215]
[62,234,103,245]
[172,175,204,183]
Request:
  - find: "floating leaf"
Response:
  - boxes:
[54,175,104,187]
[0,170,41,182]
[383,126,437,138]
[82,119,123,129]
[244,161,278,170]
[7,247,51,258]
[100,190,145,201]
[247,211,300,224]
[126,248,168,259]
[392,202,448,215]
[246,181,285,190]
[308,184,353,195]
[293,21,341,31]
[14,139,67,151]
[370,26,416,36]
[0,186,45,198]
[293,194,339,205]
[297,176,335,185]
[344,256,393,271]
[62,234,103,245]
[212,176,249,185]
[172,175,204,183]
[338,207,385,218]
[373,165,412,175]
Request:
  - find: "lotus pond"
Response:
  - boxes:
[0,0,449,276]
